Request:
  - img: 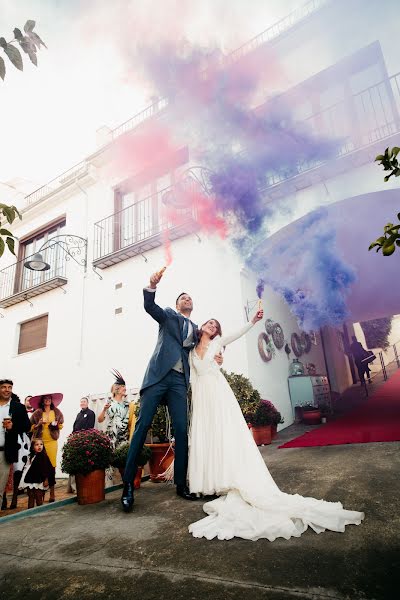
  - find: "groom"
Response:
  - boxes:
[121,271,223,512]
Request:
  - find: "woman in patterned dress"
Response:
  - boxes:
[98,371,130,486]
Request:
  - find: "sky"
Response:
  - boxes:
[0,0,299,191]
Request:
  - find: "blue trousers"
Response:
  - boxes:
[124,370,188,486]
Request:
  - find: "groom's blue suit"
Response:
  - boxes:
[124,289,198,487]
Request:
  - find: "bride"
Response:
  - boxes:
[187,310,364,541]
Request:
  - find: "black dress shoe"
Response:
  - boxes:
[176,485,199,501]
[121,483,134,512]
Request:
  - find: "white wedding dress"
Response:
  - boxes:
[187,322,364,541]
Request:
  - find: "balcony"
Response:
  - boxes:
[0,252,68,308]
[93,184,199,269]
[262,72,400,197]
[24,161,89,208]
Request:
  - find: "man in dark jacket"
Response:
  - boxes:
[121,271,223,512]
[0,379,31,507]
[73,397,95,432]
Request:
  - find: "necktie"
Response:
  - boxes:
[182,317,189,340]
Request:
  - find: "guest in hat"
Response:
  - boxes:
[98,371,130,449]
[30,393,64,502]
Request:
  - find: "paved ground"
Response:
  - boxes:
[1,411,399,600]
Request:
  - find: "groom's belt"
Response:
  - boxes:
[172,358,184,373]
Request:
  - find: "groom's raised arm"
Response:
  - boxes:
[143,272,168,324]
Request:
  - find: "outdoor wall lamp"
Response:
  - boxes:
[24,234,88,272]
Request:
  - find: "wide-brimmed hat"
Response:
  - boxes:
[30,393,63,411]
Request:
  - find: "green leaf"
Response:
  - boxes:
[0,228,13,237]
[24,20,36,33]
[4,43,23,71]
[396,240,400,247]
[28,31,47,49]
[384,175,390,182]
[1,206,16,224]
[375,155,385,161]
[392,147,400,157]
[13,28,23,41]
[0,56,5,80]
[397,213,400,222]
[0,237,4,258]
[5,236,15,255]
[0,38,7,50]
[382,243,395,256]
[368,242,380,251]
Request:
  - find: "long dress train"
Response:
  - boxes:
[187,323,364,541]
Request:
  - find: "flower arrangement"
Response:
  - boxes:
[243,399,284,427]
[111,442,152,469]
[61,429,113,475]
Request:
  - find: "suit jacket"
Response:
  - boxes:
[141,289,198,392]
[5,400,31,464]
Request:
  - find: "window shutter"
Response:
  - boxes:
[18,315,48,354]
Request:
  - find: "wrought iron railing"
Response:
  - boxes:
[93,182,198,261]
[227,0,329,64]
[362,339,400,396]
[262,72,400,188]
[25,161,88,207]
[0,250,67,301]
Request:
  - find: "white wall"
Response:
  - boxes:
[241,271,327,430]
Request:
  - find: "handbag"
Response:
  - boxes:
[361,350,376,365]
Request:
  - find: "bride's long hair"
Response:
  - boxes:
[197,318,222,344]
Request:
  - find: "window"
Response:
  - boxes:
[16,218,66,293]
[18,314,48,355]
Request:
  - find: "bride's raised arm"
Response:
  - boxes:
[216,309,264,350]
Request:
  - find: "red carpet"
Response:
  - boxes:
[279,369,400,448]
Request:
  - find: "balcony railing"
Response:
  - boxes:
[263,72,400,188]
[25,161,88,207]
[228,0,329,64]
[0,250,68,308]
[93,183,199,268]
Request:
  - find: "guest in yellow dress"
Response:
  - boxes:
[30,393,64,502]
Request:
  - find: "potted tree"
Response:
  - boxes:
[112,443,152,489]
[61,429,113,505]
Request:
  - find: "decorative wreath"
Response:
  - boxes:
[258,333,272,362]
[300,331,312,354]
[272,323,285,350]
[291,332,303,357]
[264,319,275,334]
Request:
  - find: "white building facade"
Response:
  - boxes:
[1,0,399,471]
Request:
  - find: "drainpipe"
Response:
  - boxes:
[75,180,88,366]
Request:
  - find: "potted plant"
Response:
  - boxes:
[134,403,175,482]
[112,442,152,489]
[61,429,113,505]
[301,404,321,425]
[221,370,261,423]
[266,401,284,439]
[246,401,274,446]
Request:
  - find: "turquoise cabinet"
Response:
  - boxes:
[288,375,330,418]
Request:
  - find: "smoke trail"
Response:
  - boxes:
[246,209,356,330]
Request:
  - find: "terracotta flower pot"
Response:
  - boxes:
[75,469,105,505]
[134,467,143,489]
[118,466,143,489]
[146,443,174,482]
[271,424,278,439]
[302,409,321,425]
[251,425,272,446]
